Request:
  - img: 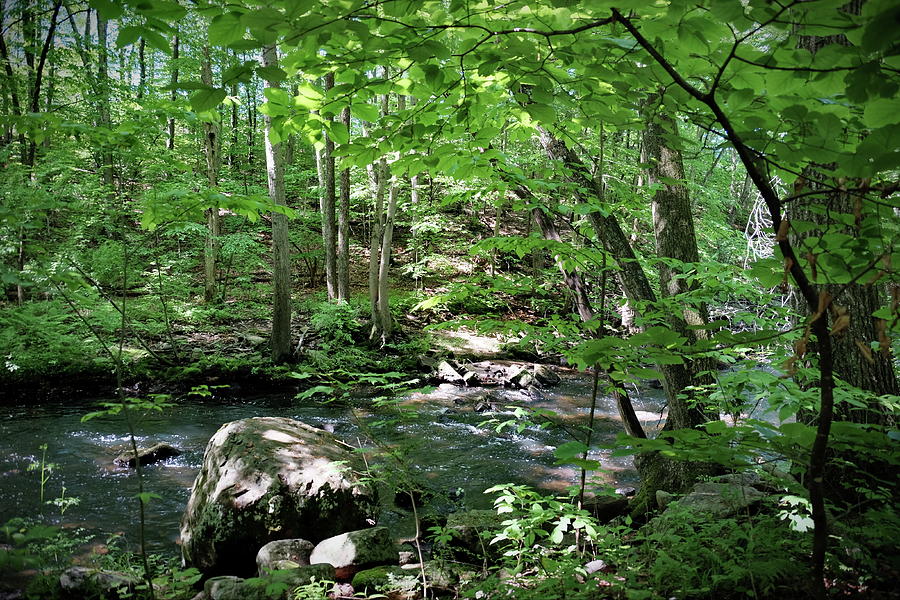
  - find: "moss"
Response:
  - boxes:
[351,566,416,594]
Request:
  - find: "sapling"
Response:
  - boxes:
[26,443,57,506]
[48,486,81,516]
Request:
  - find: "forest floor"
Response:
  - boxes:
[1,206,545,402]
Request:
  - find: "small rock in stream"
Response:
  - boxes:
[113,442,181,468]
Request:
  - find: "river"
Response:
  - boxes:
[0,372,666,555]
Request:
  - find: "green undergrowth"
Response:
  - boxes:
[5,475,897,600]
[0,290,432,401]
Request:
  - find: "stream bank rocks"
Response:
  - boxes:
[427,358,562,390]
[179,417,378,577]
[58,567,139,599]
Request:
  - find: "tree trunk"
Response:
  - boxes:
[168,33,179,150]
[137,38,146,99]
[262,44,291,363]
[97,14,114,190]
[792,29,899,421]
[368,155,387,338]
[530,205,594,323]
[0,4,26,164]
[537,128,715,507]
[320,72,338,300]
[642,109,717,417]
[376,170,399,342]
[512,187,647,440]
[201,46,221,304]
[337,106,351,301]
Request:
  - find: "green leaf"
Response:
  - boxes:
[89,0,123,20]
[353,103,380,122]
[863,98,900,128]
[328,121,350,146]
[135,492,163,504]
[525,103,556,124]
[134,0,186,20]
[116,26,143,48]
[190,88,227,112]
[553,440,588,463]
[209,13,246,47]
[257,65,288,82]
[264,87,291,106]
[141,29,172,55]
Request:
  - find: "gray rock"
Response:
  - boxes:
[656,490,674,510]
[461,370,481,386]
[351,561,462,597]
[675,482,765,517]
[59,567,138,599]
[204,576,247,600]
[584,559,611,575]
[256,538,315,575]
[507,367,535,389]
[533,364,561,386]
[438,509,506,563]
[656,481,766,522]
[584,495,629,522]
[114,442,181,468]
[435,360,465,385]
[204,566,336,600]
[180,417,378,577]
[309,526,397,580]
[243,334,266,347]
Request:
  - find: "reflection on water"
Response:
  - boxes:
[0,372,664,554]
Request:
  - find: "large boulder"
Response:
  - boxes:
[180,417,378,577]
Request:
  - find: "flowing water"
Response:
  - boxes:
[0,372,666,555]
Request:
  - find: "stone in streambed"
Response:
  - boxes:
[113,442,181,468]
[180,417,378,577]
[203,565,336,600]
[256,538,315,575]
[59,567,138,599]
[436,509,506,563]
[309,526,397,580]
[435,360,465,385]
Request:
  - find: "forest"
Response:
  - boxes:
[0,0,898,599]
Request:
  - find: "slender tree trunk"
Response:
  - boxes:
[229,79,238,167]
[0,6,26,164]
[320,73,338,299]
[337,106,351,301]
[376,167,400,341]
[513,187,646,439]
[97,14,114,190]
[262,45,291,362]
[201,46,221,304]
[530,206,594,323]
[137,38,146,99]
[368,153,387,338]
[246,82,256,165]
[168,33,179,150]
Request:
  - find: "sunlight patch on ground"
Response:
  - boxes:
[431,328,511,357]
